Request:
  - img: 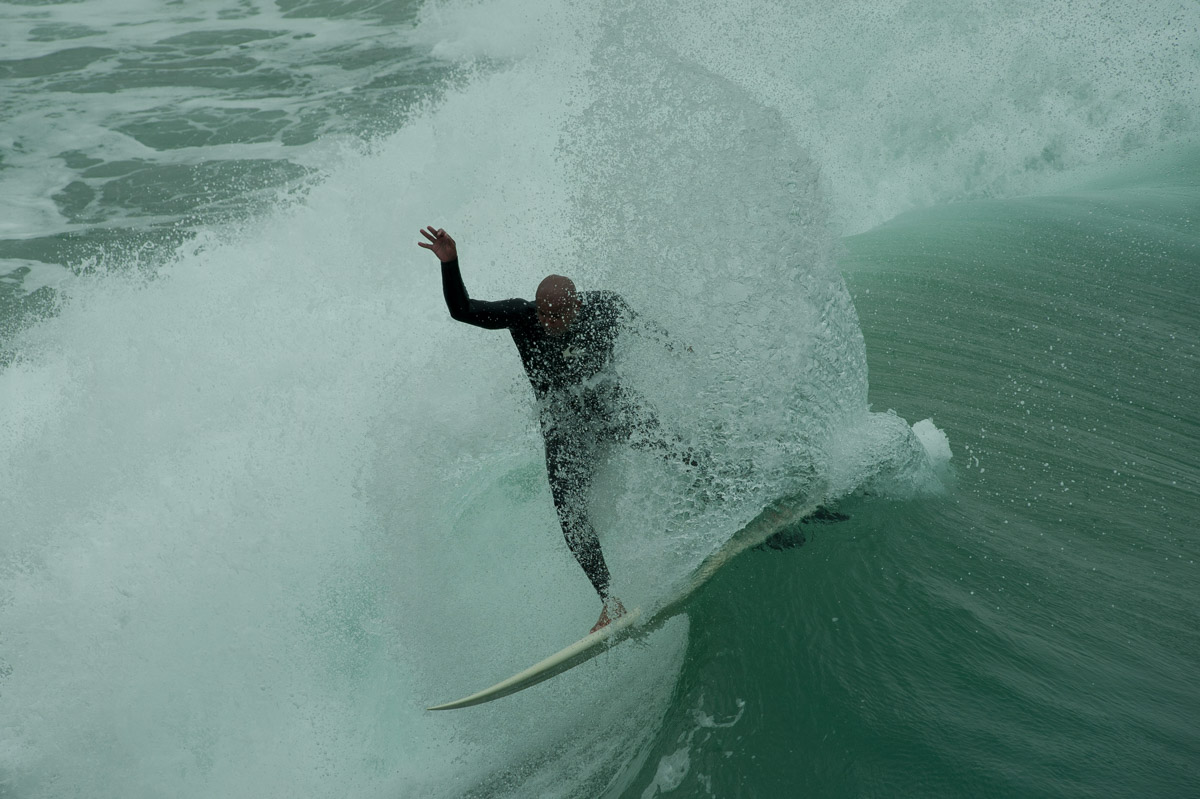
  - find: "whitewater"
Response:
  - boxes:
[1,0,1197,797]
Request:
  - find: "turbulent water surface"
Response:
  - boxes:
[1,1,1197,797]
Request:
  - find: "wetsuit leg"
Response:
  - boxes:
[543,428,611,599]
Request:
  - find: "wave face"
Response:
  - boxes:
[1,0,1198,797]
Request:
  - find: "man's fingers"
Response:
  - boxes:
[419,225,453,258]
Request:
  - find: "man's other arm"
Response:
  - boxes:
[608,293,690,353]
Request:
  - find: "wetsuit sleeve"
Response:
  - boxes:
[440,258,526,330]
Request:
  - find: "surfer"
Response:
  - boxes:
[418,226,696,633]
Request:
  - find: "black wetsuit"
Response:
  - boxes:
[441,258,680,599]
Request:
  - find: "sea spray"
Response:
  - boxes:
[560,0,945,536]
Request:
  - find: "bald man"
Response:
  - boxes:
[419,226,692,633]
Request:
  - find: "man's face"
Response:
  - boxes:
[535,277,580,335]
[537,296,578,335]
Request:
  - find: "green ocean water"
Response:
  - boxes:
[631,164,1200,797]
[2,1,1198,797]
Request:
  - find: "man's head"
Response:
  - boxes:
[536,274,580,335]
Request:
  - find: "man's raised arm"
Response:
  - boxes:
[418,225,525,330]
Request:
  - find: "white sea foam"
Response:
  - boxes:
[652,0,1200,233]
[0,10,682,795]
[0,259,72,295]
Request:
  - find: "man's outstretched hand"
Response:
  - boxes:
[418,226,457,263]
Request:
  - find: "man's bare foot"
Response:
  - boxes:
[591,597,626,634]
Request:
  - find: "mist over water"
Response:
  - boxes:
[2,0,1198,797]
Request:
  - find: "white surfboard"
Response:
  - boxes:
[427,488,826,711]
